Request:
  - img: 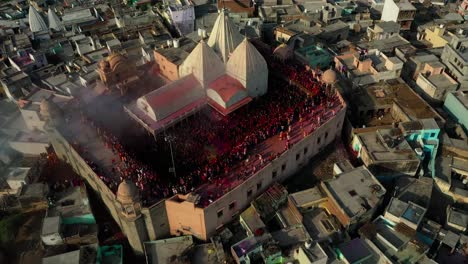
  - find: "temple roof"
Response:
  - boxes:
[179,40,225,88]
[227,38,268,82]
[29,6,48,33]
[47,8,63,31]
[207,9,243,63]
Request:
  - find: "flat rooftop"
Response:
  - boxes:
[452,90,468,108]
[356,128,419,162]
[353,80,443,122]
[323,167,385,219]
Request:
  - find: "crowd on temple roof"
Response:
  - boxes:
[69,58,340,206]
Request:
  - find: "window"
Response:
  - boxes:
[217,209,224,218]
[282,163,286,171]
[348,190,357,197]
[272,170,278,179]
[296,153,300,160]
[247,189,253,197]
[430,133,436,138]
[257,181,262,190]
[304,147,308,155]
[325,132,329,139]
[317,137,321,144]
[229,201,236,210]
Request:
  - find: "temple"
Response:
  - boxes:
[45,9,346,254]
[126,10,268,134]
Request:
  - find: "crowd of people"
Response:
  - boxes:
[66,50,341,206]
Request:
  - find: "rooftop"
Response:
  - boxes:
[289,186,326,208]
[155,38,197,66]
[323,166,385,219]
[353,80,443,123]
[144,236,193,264]
[336,238,382,264]
[452,90,468,108]
[355,128,419,162]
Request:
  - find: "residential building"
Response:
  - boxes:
[162,0,195,35]
[320,166,386,231]
[444,91,468,133]
[40,186,98,247]
[418,25,454,48]
[353,118,440,178]
[367,21,401,41]
[446,206,468,233]
[384,177,433,230]
[335,238,392,263]
[47,10,347,254]
[144,235,226,264]
[349,80,444,127]
[458,0,468,20]
[334,49,404,87]
[359,216,430,263]
[434,156,468,203]
[381,0,416,30]
[441,30,468,87]
[414,60,459,103]
[153,38,197,81]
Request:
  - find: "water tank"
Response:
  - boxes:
[201,29,207,38]
[173,39,180,48]
[247,19,253,26]
[198,28,203,37]
[167,39,172,47]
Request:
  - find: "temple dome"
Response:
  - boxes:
[47,8,63,31]
[29,6,48,33]
[179,40,225,88]
[273,44,293,61]
[117,180,139,204]
[226,38,268,97]
[207,9,243,63]
[322,69,337,85]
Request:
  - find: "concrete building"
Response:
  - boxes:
[162,0,195,36]
[153,38,197,81]
[335,238,392,263]
[384,177,433,230]
[334,49,403,87]
[320,166,386,231]
[48,29,346,261]
[441,30,468,87]
[367,21,401,41]
[349,80,444,127]
[353,119,440,178]
[381,0,416,30]
[446,206,468,233]
[404,54,459,103]
[418,25,454,49]
[444,91,468,133]
[234,184,327,264]
[458,0,468,20]
[359,216,430,263]
[414,61,459,103]
[41,186,98,247]
[434,156,468,204]
[18,88,72,132]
